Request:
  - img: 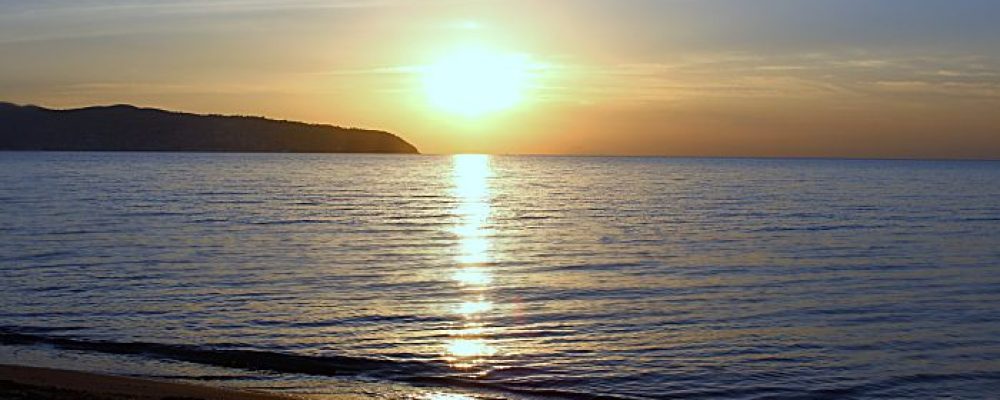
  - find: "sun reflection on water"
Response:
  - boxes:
[457,237,491,264]
[452,155,491,199]
[445,154,502,368]
[452,267,492,287]
[447,338,498,358]
[455,300,493,316]
[422,392,477,400]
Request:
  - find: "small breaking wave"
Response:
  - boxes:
[0,328,635,400]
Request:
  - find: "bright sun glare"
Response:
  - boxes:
[423,47,533,116]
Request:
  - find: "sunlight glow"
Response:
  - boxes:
[455,20,482,30]
[423,47,534,116]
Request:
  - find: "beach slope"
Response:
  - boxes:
[0,364,297,400]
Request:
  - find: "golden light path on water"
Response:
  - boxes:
[444,154,499,368]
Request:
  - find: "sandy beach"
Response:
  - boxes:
[0,364,297,400]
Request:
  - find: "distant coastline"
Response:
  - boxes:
[0,102,418,154]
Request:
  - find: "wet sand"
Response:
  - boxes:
[0,364,298,400]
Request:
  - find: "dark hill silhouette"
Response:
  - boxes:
[0,102,418,154]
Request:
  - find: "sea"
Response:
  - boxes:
[1,152,999,399]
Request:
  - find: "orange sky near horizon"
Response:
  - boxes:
[2,0,999,159]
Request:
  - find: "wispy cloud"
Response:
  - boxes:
[873,80,1000,99]
[306,66,422,76]
[543,51,1000,104]
[2,0,397,16]
[0,0,401,44]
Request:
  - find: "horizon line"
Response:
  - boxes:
[5,100,998,162]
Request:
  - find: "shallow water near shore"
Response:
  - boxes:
[2,152,999,399]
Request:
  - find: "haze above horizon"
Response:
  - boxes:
[2,0,999,159]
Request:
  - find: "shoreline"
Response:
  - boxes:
[0,364,300,400]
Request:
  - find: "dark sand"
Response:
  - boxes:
[0,364,298,400]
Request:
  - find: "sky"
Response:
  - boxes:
[2,0,999,158]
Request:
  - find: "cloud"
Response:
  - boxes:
[0,0,400,44]
[57,81,314,96]
[873,80,1000,99]
[543,51,1000,105]
[1,0,396,16]
[307,66,421,76]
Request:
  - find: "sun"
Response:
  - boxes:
[422,47,533,117]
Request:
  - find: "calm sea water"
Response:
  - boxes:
[1,152,999,399]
